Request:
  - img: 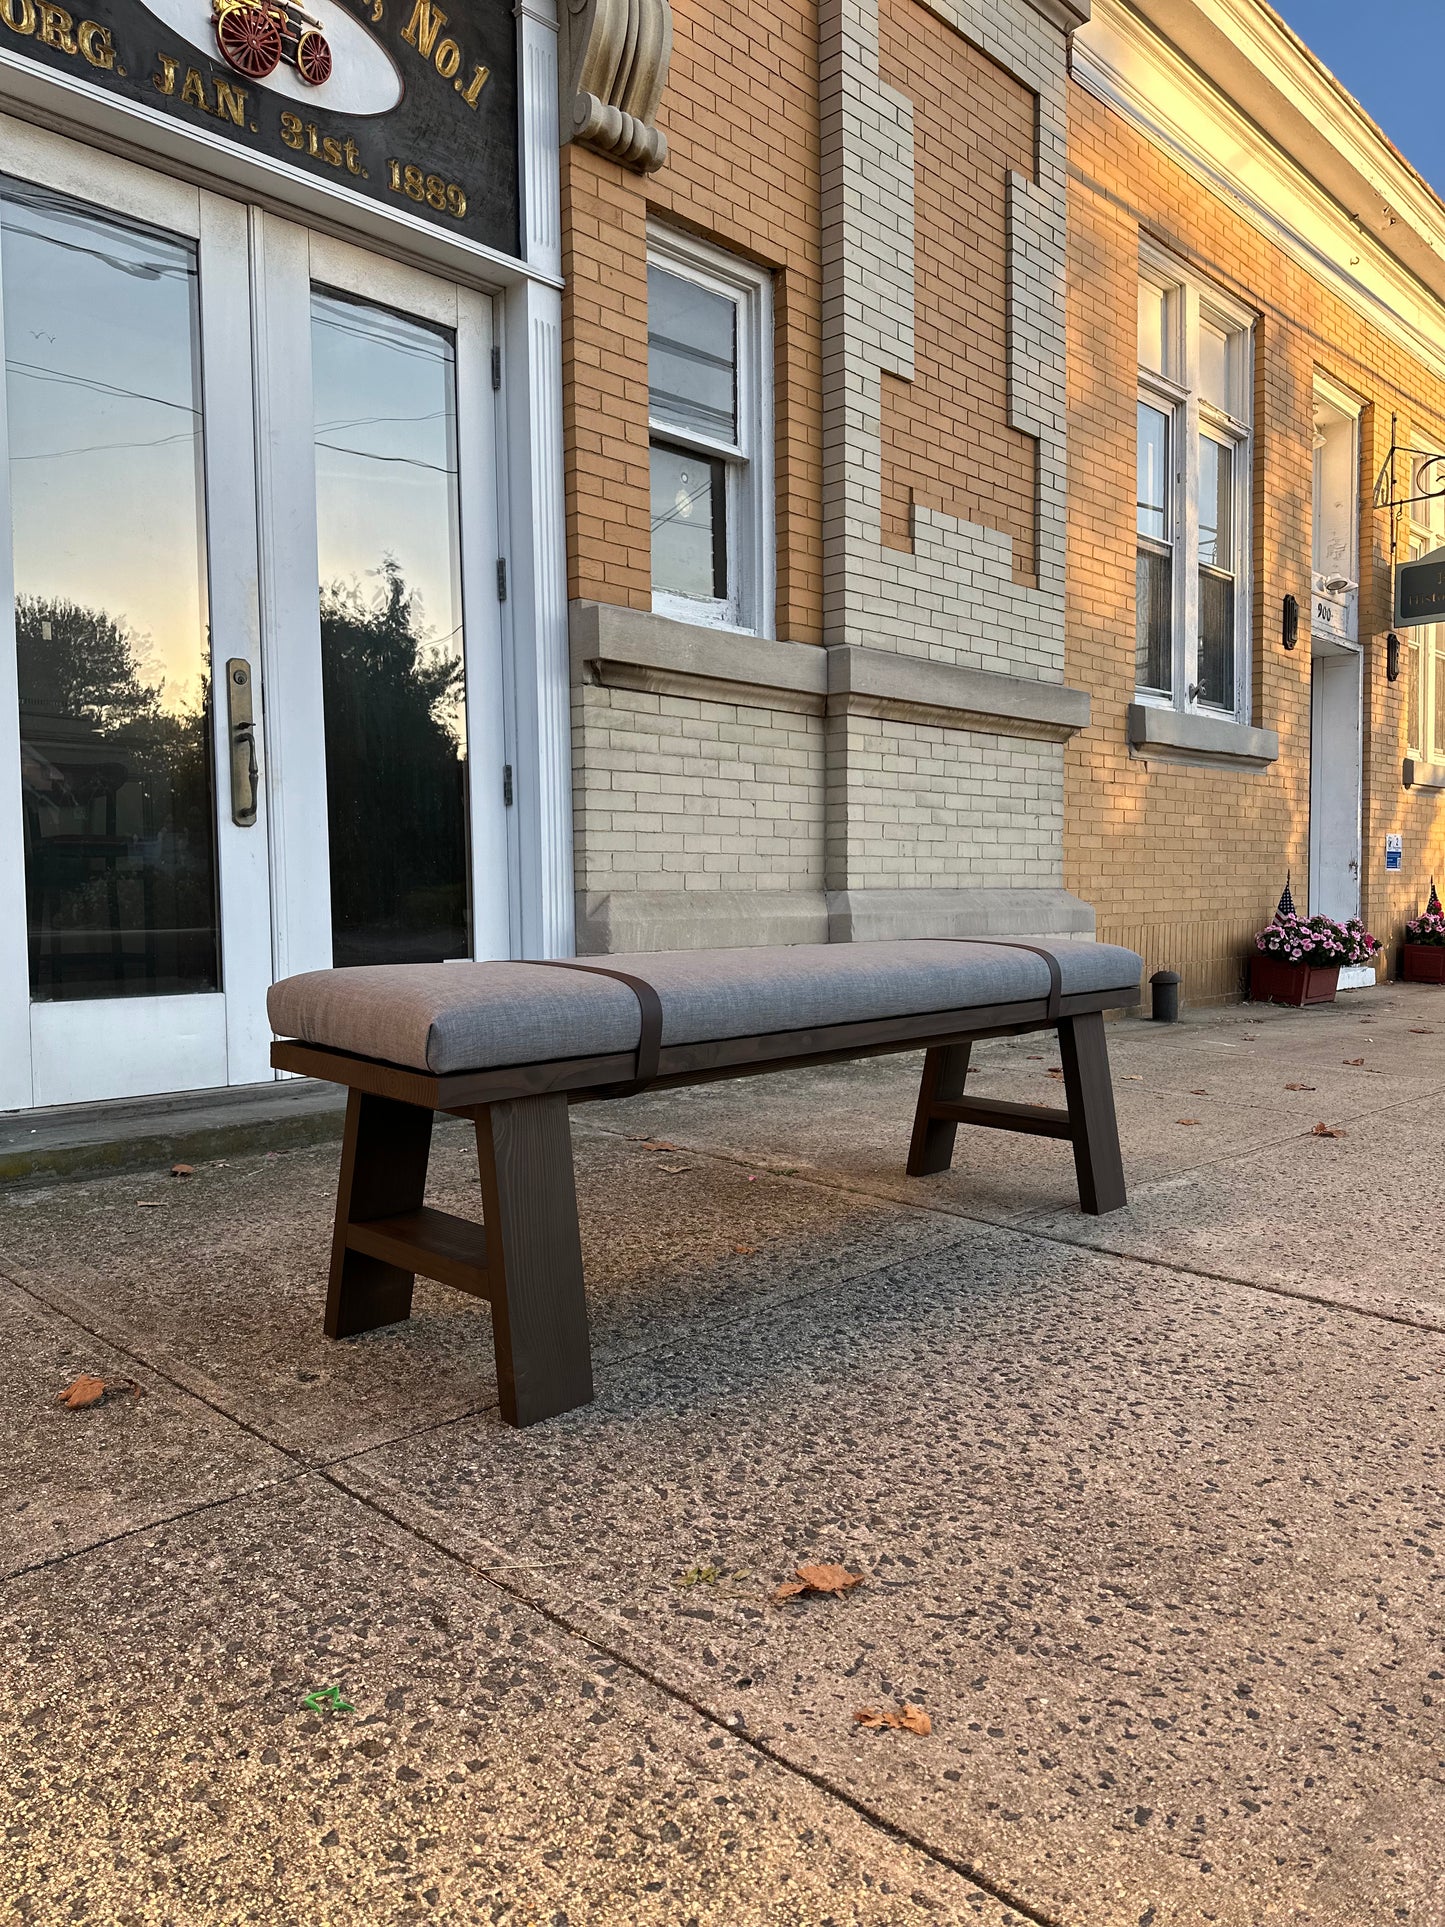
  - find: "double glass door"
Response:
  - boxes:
[0,118,508,1109]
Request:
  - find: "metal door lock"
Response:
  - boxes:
[226,658,258,827]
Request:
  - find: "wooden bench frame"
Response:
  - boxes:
[272,985,1132,1427]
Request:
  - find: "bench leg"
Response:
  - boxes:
[906,1042,972,1176]
[475,1095,594,1427]
[327,1090,434,1338]
[1058,1012,1127,1215]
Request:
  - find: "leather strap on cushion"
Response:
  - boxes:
[528,959,664,1089]
[932,939,1063,1021]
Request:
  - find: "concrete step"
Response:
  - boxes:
[0,1079,348,1185]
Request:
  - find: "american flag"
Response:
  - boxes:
[1430,878,1443,918]
[1276,874,1296,919]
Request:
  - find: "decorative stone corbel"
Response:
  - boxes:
[561,0,672,174]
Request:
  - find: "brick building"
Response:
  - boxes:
[1067,0,1445,1004]
[561,0,1092,956]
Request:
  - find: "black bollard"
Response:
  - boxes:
[1150,969,1181,1023]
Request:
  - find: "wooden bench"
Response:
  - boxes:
[269,937,1141,1426]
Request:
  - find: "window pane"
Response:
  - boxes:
[311,289,470,969]
[1136,547,1172,695]
[3,181,219,1003]
[1138,281,1167,376]
[651,440,725,601]
[1199,436,1233,569]
[648,266,737,443]
[1434,633,1445,760]
[1137,401,1170,540]
[1198,570,1236,711]
[1199,321,1231,412]
[1406,635,1422,756]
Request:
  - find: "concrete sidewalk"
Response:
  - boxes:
[4,986,1445,1925]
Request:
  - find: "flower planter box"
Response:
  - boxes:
[1402,943,1445,984]
[1250,956,1340,1006]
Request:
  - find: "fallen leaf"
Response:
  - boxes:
[55,1374,141,1409]
[55,1374,107,1409]
[1284,1083,1316,1092]
[658,1164,689,1175]
[170,1163,194,1178]
[1189,1089,1208,1095]
[1120,1074,1143,1080]
[1311,1122,1347,1138]
[1410,1028,1435,1035]
[1045,1068,1064,1079]
[731,1244,757,1256]
[135,1201,166,1208]
[641,1140,679,1152]
[855,1701,932,1736]
[771,1562,865,1603]
[1176,1118,1201,1126]
[1343,1058,1366,1068]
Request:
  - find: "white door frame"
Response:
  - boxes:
[0,116,275,1108]
[253,220,511,978]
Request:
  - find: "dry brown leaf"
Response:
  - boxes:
[731,1244,757,1256]
[1410,1028,1435,1035]
[1284,1083,1316,1091]
[772,1561,865,1603]
[55,1374,141,1409]
[1343,1059,1366,1068]
[1120,1074,1143,1080]
[170,1163,194,1178]
[641,1140,679,1152]
[658,1165,689,1176]
[1189,1089,1208,1095]
[1311,1122,1347,1138]
[855,1701,932,1735]
[1045,1068,1064,1078]
[1176,1118,1201,1126]
[56,1374,107,1409]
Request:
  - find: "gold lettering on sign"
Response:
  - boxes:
[36,2,76,52]
[400,0,444,56]
[152,49,177,92]
[212,75,246,123]
[179,64,206,108]
[399,0,486,104]
[0,0,113,62]
[75,17,112,65]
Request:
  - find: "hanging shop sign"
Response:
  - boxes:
[0,0,518,254]
[1396,545,1445,628]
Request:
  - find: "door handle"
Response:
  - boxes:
[226,657,259,827]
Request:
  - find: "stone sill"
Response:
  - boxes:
[1403,757,1445,791]
[571,601,1090,739]
[1127,702,1280,771]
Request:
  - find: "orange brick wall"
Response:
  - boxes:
[562,0,824,642]
[877,0,1038,583]
[1068,79,1445,1003]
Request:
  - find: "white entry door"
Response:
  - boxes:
[0,123,273,1109]
[251,218,510,988]
[0,124,510,1110]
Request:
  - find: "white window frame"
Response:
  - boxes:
[1136,247,1255,723]
[646,224,773,637]
[1406,446,1445,763]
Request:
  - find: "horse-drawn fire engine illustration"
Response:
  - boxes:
[212,0,333,84]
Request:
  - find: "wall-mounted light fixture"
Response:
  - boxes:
[1282,593,1299,650]
[1388,631,1402,682]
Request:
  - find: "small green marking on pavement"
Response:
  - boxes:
[302,1686,354,1715]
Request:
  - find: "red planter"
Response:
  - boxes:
[1403,943,1445,983]
[1249,956,1340,1006]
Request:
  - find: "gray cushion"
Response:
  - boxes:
[268,939,1141,1076]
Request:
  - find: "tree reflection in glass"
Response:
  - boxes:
[311,289,470,967]
[2,181,218,1001]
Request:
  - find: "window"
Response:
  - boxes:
[647,228,773,633]
[1135,255,1253,719]
[1406,455,1445,762]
